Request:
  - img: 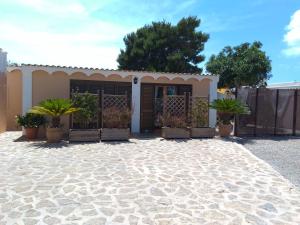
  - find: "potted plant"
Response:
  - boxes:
[69,92,100,142]
[210,99,249,137]
[190,99,215,138]
[16,113,45,140]
[161,114,190,139]
[30,99,79,143]
[101,106,131,141]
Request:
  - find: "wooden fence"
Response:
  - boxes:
[235,88,300,136]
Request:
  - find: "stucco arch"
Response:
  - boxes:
[69,72,87,79]
[89,73,107,80]
[156,76,171,82]
[51,71,69,78]
[141,76,155,82]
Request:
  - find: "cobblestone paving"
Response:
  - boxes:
[0,132,300,225]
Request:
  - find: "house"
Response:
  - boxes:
[268,82,300,90]
[0,50,219,134]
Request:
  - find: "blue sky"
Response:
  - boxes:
[0,0,299,84]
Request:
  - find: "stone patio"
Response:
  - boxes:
[0,132,300,225]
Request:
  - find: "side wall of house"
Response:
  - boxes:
[6,70,22,131]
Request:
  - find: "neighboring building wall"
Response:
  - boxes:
[0,76,7,133]
[0,49,7,133]
[0,49,7,74]
[6,70,22,131]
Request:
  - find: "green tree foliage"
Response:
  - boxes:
[117,16,209,73]
[206,42,272,88]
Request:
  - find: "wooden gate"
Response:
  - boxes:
[140,84,155,132]
[140,84,193,132]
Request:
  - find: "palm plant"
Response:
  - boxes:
[30,99,79,128]
[210,99,249,124]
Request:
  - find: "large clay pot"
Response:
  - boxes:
[218,124,233,137]
[24,127,39,140]
[46,127,63,143]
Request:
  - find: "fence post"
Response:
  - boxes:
[274,89,279,135]
[293,89,298,136]
[234,88,238,136]
[101,90,104,129]
[254,88,259,136]
[185,92,189,121]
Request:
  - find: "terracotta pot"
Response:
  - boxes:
[218,124,233,137]
[46,127,63,143]
[24,127,39,140]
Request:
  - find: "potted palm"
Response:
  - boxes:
[210,99,249,137]
[101,106,131,141]
[161,114,190,139]
[30,99,79,142]
[69,92,100,142]
[16,113,45,140]
[190,99,215,138]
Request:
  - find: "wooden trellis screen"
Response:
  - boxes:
[154,94,209,127]
[101,90,128,127]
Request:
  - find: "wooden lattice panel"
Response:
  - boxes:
[102,94,128,110]
[165,95,186,116]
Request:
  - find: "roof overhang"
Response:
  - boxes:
[7,64,219,82]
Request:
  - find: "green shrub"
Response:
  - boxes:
[72,92,99,128]
[16,113,45,128]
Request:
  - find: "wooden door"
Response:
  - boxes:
[141,84,154,132]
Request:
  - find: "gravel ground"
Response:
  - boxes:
[237,136,300,187]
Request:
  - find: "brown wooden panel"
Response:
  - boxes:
[141,84,154,132]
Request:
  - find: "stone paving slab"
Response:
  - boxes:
[0,132,300,225]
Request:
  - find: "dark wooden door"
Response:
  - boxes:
[141,84,154,132]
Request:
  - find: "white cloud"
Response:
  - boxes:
[0,0,137,68]
[14,0,88,16]
[283,9,300,56]
[0,21,132,69]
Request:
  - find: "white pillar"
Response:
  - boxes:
[0,49,7,75]
[22,68,33,115]
[209,78,218,128]
[131,76,141,133]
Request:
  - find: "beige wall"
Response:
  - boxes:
[32,71,132,132]
[6,70,22,131]
[141,76,210,97]
[4,69,211,133]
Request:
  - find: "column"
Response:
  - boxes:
[0,49,7,75]
[22,68,33,115]
[131,76,141,133]
[209,78,218,128]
